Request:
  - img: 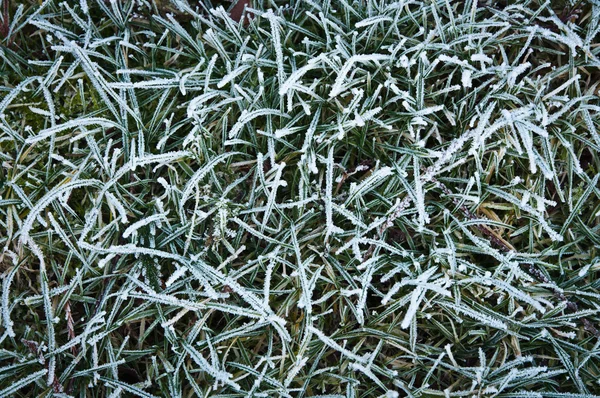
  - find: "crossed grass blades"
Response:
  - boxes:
[1,0,600,396]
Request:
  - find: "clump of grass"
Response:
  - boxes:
[1,0,600,396]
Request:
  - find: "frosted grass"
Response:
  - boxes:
[0,0,599,396]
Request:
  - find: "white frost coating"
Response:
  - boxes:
[182,341,240,390]
[228,109,289,139]
[461,69,472,88]
[6,1,598,393]
[0,370,48,396]
[217,64,252,88]
[106,192,129,224]
[329,54,390,98]
[355,16,393,28]
[1,265,19,338]
[439,54,471,68]
[471,53,493,71]
[413,157,429,230]
[542,74,580,101]
[122,213,168,238]
[324,146,343,240]
[20,180,103,246]
[308,325,370,364]
[180,152,241,209]
[579,263,595,277]
[443,303,508,330]
[261,160,287,231]
[507,62,530,87]
[25,118,121,143]
[264,10,286,88]
[345,167,394,204]
[279,54,327,96]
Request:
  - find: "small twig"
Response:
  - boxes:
[559,1,584,23]
[22,339,63,393]
[432,176,515,252]
[0,1,9,40]
[583,318,600,338]
[334,159,373,195]
[65,301,77,355]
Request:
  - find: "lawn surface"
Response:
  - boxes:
[1,0,600,396]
